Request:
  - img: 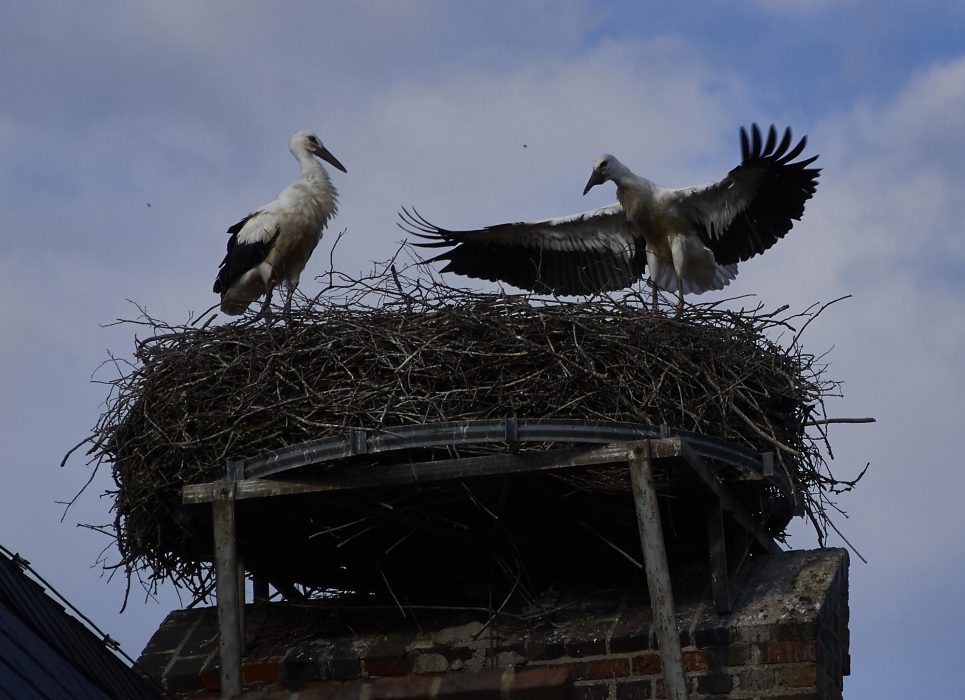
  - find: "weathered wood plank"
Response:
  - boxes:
[705,500,731,614]
[212,485,242,698]
[629,442,690,700]
[184,439,686,504]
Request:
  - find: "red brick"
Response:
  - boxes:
[653,677,694,700]
[681,651,710,672]
[777,664,817,688]
[571,658,630,681]
[366,656,412,677]
[615,678,652,700]
[695,672,733,695]
[199,668,219,692]
[630,654,661,676]
[512,666,574,700]
[574,681,611,700]
[244,658,281,684]
[761,641,817,664]
[437,669,503,700]
[330,655,362,680]
[722,645,751,666]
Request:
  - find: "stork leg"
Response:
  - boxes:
[283,284,296,319]
[676,287,684,315]
[258,279,277,319]
[646,249,661,314]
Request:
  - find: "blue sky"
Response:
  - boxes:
[2,2,964,697]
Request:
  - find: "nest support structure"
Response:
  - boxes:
[185,418,793,606]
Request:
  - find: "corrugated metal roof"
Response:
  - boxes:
[0,548,160,699]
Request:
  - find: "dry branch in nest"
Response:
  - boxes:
[66,251,864,606]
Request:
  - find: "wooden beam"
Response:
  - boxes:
[705,500,731,614]
[629,442,689,700]
[184,440,688,505]
[677,442,782,555]
[212,483,242,698]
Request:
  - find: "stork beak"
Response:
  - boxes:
[583,169,605,196]
[314,144,347,173]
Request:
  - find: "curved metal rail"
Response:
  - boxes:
[228,418,793,502]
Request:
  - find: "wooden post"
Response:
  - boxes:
[628,442,690,700]
[212,482,242,698]
[705,500,731,614]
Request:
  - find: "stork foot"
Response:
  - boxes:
[256,280,278,323]
[283,287,296,323]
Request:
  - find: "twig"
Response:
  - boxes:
[805,417,876,426]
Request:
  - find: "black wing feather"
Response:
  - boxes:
[399,208,646,295]
[213,222,281,294]
[226,213,255,235]
[699,124,820,265]
[763,124,777,155]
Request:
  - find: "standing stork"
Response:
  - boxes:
[214,130,346,316]
[402,124,819,311]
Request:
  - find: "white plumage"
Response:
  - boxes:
[214,130,346,315]
[403,125,819,311]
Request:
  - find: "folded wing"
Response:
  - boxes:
[213,210,280,295]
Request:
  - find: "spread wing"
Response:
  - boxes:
[673,124,820,266]
[400,204,647,295]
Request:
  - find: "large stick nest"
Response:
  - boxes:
[67,253,861,606]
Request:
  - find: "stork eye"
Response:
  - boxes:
[600,160,609,169]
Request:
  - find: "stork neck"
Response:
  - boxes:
[606,160,634,185]
[291,149,338,220]
[292,149,319,176]
[292,153,333,196]
[615,171,655,199]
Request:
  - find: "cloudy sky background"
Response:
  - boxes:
[2,2,964,696]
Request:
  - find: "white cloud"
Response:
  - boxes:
[754,58,965,591]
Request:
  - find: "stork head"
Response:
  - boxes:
[290,130,347,173]
[583,154,619,195]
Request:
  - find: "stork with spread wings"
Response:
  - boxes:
[401,125,819,311]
